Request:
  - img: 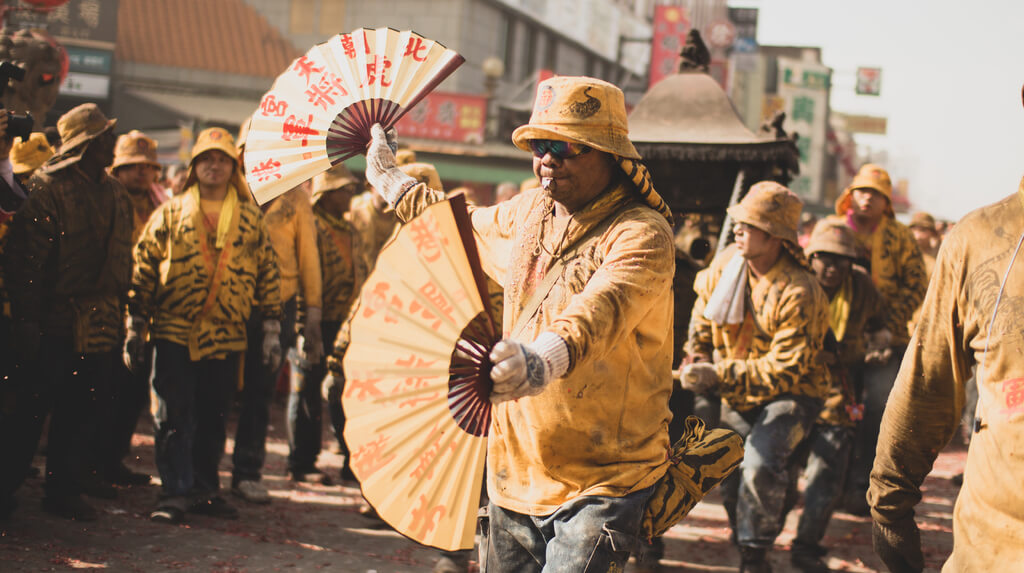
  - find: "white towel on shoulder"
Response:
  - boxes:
[703,255,747,325]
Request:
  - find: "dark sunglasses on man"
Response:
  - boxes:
[528,139,592,159]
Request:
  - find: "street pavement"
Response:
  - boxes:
[0,400,962,572]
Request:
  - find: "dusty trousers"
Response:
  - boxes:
[720,394,821,550]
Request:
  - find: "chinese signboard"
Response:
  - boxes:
[777,57,831,202]
[648,5,690,89]
[396,92,487,144]
[833,112,888,135]
[59,45,111,98]
[856,67,882,96]
[10,0,118,48]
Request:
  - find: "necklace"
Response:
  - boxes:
[535,202,573,258]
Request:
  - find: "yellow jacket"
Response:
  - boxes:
[5,167,133,353]
[263,187,322,307]
[819,267,881,427]
[827,214,927,345]
[129,189,281,360]
[869,182,1024,571]
[311,205,358,322]
[396,182,675,516]
[687,244,831,411]
[348,191,398,291]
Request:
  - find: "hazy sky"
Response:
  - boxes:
[732,0,1024,221]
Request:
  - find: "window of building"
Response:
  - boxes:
[544,32,558,72]
[290,0,315,35]
[319,0,345,36]
[522,25,537,81]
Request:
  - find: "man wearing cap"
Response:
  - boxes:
[788,220,881,572]
[286,164,359,484]
[907,211,940,280]
[682,182,830,571]
[3,103,132,520]
[829,164,927,515]
[88,130,169,488]
[363,76,675,571]
[126,127,281,524]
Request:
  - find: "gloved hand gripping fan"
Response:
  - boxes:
[244,28,464,205]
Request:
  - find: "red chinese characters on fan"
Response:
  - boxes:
[251,158,282,182]
[350,434,394,479]
[408,215,449,262]
[282,114,316,146]
[258,94,288,117]
[404,36,428,62]
[409,494,447,539]
[410,421,456,480]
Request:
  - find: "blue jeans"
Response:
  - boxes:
[286,320,341,472]
[484,486,654,573]
[794,424,854,551]
[233,297,296,484]
[720,395,821,550]
[848,347,903,497]
[151,341,236,503]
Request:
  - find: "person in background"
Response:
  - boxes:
[88,130,169,488]
[907,211,940,279]
[798,211,818,249]
[126,127,281,525]
[495,181,519,203]
[683,182,830,572]
[233,173,322,501]
[828,164,927,516]
[4,104,132,521]
[287,164,359,484]
[9,131,53,179]
[789,220,881,572]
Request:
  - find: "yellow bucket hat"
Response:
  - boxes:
[835,163,894,216]
[804,219,861,260]
[10,132,54,175]
[728,181,803,246]
[184,127,250,201]
[511,75,672,223]
[908,211,937,232]
[111,130,160,171]
[399,161,443,193]
[311,163,359,202]
[395,148,417,166]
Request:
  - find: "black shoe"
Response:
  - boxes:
[739,547,772,573]
[0,496,17,520]
[791,546,831,573]
[952,473,964,486]
[189,496,239,519]
[150,505,186,524]
[290,468,333,485]
[104,463,151,486]
[339,464,357,484]
[41,495,98,521]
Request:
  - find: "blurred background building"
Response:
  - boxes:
[3,0,896,212]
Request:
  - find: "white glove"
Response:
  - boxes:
[301,306,323,364]
[366,124,416,206]
[680,362,720,394]
[262,319,282,371]
[322,373,341,402]
[865,328,894,365]
[488,332,570,404]
[123,314,147,373]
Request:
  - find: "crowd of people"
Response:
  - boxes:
[0,73,1010,573]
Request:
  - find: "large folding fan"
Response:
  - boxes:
[342,195,500,551]
[244,27,464,205]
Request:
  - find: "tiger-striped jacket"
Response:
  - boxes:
[129,189,281,360]
[309,205,358,322]
[5,166,133,353]
[687,244,831,411]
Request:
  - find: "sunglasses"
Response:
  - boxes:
[528,139,592,159]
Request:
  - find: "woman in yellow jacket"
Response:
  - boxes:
[125,128,281,525]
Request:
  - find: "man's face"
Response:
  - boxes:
[911,227,936,251]
[193,150,235,188]
[85,130,116,168]
[320,183,358,215]
[850,188,888,219]
[532,141,614,211]
[114,163,160,193]
[733,222,781,262]
[810,251,852,291]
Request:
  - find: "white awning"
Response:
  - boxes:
[124,88,259,126]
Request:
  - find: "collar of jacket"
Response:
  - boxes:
[539,180,639,256]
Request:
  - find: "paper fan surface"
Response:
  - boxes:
[342,195,498,551]
[245,27,464,204]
